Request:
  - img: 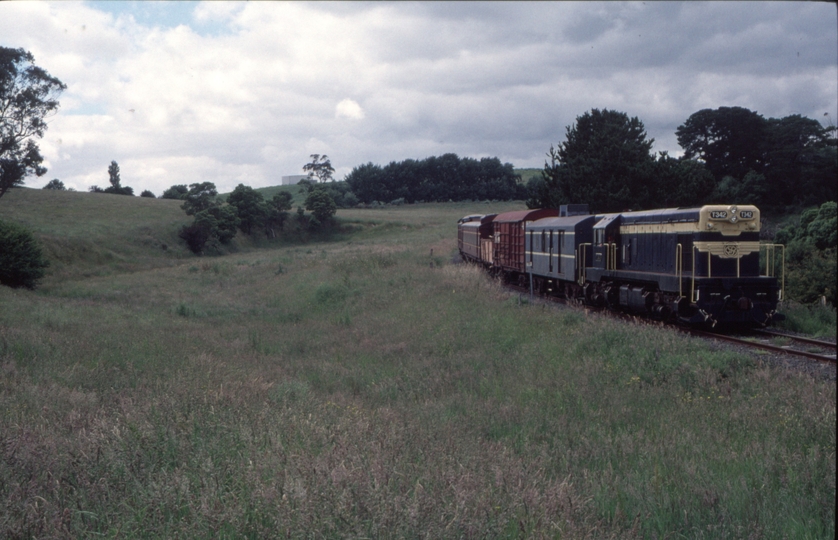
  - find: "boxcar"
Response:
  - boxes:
[492,209,559,277]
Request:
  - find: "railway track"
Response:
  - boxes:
[505,282,837,365]
[702,328,837,364]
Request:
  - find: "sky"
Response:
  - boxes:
[1,1,836,195]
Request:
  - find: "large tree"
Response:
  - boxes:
[762,114,836,207]
[101,160,133,196]
[181,182,219,215]
[305,188,337,225]
[0,47,66,199]
[675,106,768,183]
[303,154,335,183]
[535,109,656,213]
[677,107,836,208]
[226,183,268,235]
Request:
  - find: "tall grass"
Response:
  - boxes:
[777,301,837,339]
[0,193,834,538]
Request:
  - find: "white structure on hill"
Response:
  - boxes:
[281,175,307,185]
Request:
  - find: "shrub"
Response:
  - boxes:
[42,179,65,190]
[140,190,155,198]
[305,189,337,224]
[774,202,837,304]
[178,222,213,254]
[0,219,49,289]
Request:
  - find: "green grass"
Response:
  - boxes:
[0,189,834,538]
[515,167,542,183]
[776,302,837,339]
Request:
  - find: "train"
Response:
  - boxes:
[458,204,785,327]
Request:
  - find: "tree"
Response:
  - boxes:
[226,184,268,235]
[265,191,293,237]
[650,152,714,207]
[101,160,134,196]
[0,219,49,289]
[179,205,239,254]
[42,178,65,190]
[708,171,767,206]
[534,109,656,212]
[762,114,836,207]
[108,160,120,188]
[140,190,155,198]
[676,107,768,183]
[305,188,337,225]
[161,184,189,200]
[345,162,385,203]
[677,108,837,209]
[0,47,66,199]
[303,154,335,183]
[181,182,218,215]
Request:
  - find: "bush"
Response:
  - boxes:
[774,202,837,305]
[178,222,213,254]
[140,190,155,198]
[0,219,49,289]
[777,302,837,338]
[42,179,65,190]
[305,189,337,225]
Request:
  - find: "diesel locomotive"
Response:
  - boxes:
[458,204,784,327]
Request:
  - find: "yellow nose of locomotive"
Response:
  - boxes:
[699,205,759,236]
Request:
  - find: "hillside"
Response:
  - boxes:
[0,188,834,538]
[0,187,193,281]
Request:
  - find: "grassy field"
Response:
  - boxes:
[0,189,835,538]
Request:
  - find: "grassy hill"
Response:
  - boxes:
[0,188,834,538]
[515,167,542,184]
[0,187,193,281]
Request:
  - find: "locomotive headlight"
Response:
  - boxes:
[728,205,738,223]
[707,222,714,229]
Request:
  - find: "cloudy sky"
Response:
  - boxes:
[1,1,836,195]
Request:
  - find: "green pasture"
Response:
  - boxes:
[0,189,834,538]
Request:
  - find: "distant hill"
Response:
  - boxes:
[514,168,542,184]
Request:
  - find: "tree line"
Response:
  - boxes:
[345,154,525,204]
[527,107,836,213]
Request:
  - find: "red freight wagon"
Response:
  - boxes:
[492,209,559,274]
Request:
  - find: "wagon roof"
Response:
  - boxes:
[493,208,559,223]
[528,215,596,228]
[457,214,484,224]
